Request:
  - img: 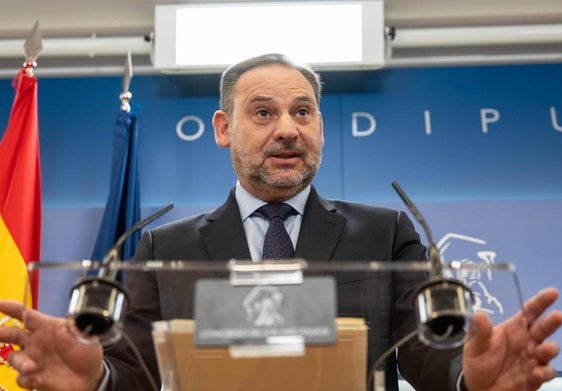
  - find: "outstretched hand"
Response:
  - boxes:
[462,287,562,390]
[0,300,104,391]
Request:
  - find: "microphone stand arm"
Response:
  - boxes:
[391,181,474,350]
[67,203,174,344]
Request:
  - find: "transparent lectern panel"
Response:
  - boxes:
[25,259,526,391]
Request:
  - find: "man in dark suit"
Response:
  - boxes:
[0,53,560,391]
[101,53,561,390]
[105,187,452,390]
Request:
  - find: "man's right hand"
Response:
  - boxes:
[0,300,105,391]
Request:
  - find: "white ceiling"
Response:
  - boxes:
[2,0,562,35]
[1,0,562,76]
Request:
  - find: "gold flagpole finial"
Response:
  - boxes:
[119,52,133,111]
[23,20,43,75]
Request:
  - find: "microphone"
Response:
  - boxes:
[391,181,473,349]
[67,203,174,345]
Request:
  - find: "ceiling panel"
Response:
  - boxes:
[0,0,561,76]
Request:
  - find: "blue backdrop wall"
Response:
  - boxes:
[1,63,561,369]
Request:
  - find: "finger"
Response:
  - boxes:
[16,373,41,391]
[464,311,494,356]
[535,340,560,364]
[530,365,557,386]
[529,310,562,342]
[7,349,38,375]
[0,300,51,333]
[0,323,28,347]
[523,288,559,326]
[0,300,26,322]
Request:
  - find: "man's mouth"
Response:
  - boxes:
[272,150,300,159]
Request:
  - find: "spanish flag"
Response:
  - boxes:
[0,66,41,390]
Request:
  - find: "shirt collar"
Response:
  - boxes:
[235,181,310,221]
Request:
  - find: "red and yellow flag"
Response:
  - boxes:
[0,66,41,390]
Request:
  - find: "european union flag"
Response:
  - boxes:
[91,108,140,263]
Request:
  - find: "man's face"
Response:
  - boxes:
[213,64,324,201]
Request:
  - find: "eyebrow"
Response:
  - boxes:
[248,96,272,105]
[294,95,315,104]
[247,95,315,105]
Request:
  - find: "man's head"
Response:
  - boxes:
[219,53,323,115]
[213,53,324,202]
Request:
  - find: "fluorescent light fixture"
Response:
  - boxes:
[393,24,562,48]
[153,1,385,73]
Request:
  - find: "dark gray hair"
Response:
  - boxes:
[219,53,323,114]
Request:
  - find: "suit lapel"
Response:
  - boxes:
[199,189,252,261]
[198,186,345,262]
[295,187,345,261]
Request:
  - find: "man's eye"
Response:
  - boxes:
[257,109,270,117]
[296,108,309,117]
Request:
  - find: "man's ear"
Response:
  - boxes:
[212,110,230,148]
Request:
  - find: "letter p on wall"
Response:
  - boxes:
[481,108,500,134]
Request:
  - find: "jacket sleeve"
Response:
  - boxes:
[392,211,464,391]
[103,230,163,390]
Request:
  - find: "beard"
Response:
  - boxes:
[231,139,322,192]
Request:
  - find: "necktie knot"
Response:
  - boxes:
[257,202,296,222]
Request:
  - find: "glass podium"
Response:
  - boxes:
[24,259,524,391]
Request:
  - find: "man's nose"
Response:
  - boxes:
[273,113,299,140]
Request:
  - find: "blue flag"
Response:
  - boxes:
[91,108,140,262]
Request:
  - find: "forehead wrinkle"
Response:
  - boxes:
[235,66,317,109]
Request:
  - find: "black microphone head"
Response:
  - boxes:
[67,277,129,345]
[414,278,473,349]
[74,309,114,336]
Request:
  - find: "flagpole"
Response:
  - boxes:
[120,51,133,112]
[22,20,43,309]
[91,51,141,270]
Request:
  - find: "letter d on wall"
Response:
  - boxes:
[352,112,376,137]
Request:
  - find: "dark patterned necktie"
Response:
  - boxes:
[257,203,296,260]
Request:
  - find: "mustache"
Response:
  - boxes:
[264,140,306,156]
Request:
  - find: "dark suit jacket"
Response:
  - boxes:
[104,187,463,390]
